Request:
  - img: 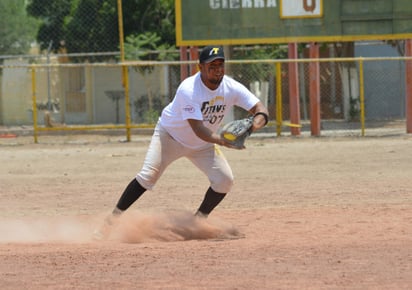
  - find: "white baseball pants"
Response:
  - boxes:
[136,123,234,193]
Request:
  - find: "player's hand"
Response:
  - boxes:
[219,137,246,150]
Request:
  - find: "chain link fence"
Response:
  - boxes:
[1,0,120,63]
[231,57,407,137]
[0,57,409,141]
[0,1,409,141]
[0,0,178,64]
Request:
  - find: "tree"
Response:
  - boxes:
[0,0,39,56]
[122,0,175,47]
[65,0,118,55]
[26,0,176,57]
[232,45,288,83]
[26,0,73,52]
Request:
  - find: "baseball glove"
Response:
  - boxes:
[220,117,253,149]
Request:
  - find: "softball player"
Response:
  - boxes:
[94,45,269,240]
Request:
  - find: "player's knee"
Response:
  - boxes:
[136,169,160,190]
[211,173,234,193]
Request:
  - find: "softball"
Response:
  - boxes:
[223,133,236,141]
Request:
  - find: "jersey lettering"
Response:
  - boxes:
[201,98,226,125]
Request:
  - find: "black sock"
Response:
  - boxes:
[115,178,146,212]
[196,187,226,216]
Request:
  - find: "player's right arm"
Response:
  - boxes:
[187,119,222,144]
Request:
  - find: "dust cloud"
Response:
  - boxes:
[0,210,242,243]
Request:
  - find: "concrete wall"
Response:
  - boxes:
[0,59,166,126]
[1,59,32,125]
[1,58,60,125]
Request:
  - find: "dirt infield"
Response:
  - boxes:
[1,134,412,289]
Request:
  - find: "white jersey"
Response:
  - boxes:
[159,72,260,150]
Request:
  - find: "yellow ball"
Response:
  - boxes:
[223,133,236,141]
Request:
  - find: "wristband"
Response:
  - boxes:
[254,112,269,126]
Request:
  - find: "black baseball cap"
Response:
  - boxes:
[199,45,225,63]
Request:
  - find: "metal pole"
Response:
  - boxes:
[309,42,320,136]
[117,0,131,141]
[276,62,282,137]
[31,66,38,143]
[288,43,301,136]
[47,41,53,111]
[405,40,412,134]
[189,46,198,75]
[180,46,188,81]
[358,58,366,136]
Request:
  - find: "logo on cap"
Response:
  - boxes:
[200,45,225,63]
[210,47,220,56]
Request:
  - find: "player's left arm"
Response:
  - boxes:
[248,101,269,133]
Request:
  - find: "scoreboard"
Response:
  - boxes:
[176,0,412,45]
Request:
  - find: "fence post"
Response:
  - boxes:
[309,42,320,136]
[288,43,301,136]
[31,65,38,144]
[358,58,366,136]
[189,46,198,75]
[180,46,189,81]
[405,40,412,134]
[276,62,282,136]
[117,0,131,141]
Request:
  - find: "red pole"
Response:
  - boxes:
[180,46,188,81]
[309,42,321,136]
[189,46,198,75]
[405,40,412,133]
[288,43,301,136]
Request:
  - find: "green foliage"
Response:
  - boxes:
[0,0,39,56]
[26,0,176,57]
[125,32,163,61]
[124,31,176,119]
[122,0,175,46]
[124,32,177,63]
[26,0,72,51]
[134,94,166,124]
[65,0,118,56]
[234,45,288,60]
[232,45,288,83]
[143,109,160,125]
